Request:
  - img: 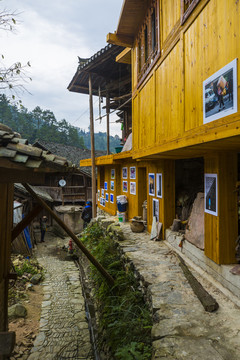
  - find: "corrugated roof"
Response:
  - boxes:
[0,123,76,173]
[14,183,53,202]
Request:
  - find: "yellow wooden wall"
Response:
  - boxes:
[204,153,237,264]
[132,0,240,156]
[97,166,119,216]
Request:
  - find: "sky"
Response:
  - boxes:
[1,0,124,136]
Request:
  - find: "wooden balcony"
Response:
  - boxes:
[38,186,92,205]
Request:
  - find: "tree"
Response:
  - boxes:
[0,7,31,101]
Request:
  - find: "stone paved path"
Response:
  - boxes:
[117,222,240,360]
[28,234,93,360]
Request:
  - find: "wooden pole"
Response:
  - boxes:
[89,73,97,218]
[22,183,114,287]
[106,90,110,155]
[11,204,42,242]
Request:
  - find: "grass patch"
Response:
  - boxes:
[80,222,152,360]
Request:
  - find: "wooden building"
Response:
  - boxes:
[33,140,94,204]
[70,1,240,274]
[0,124,76,357]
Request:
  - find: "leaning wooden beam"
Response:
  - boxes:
[89,73,97,218]
[177,255,219,312]
[22,183,114,287]
[11,204,42,242]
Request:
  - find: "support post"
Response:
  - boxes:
[22,183,114,287]
[89,73,97,218]
[106,90,110,155]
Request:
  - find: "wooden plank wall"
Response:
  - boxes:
[132,0,240,156]
[0,183,14,332]
[204,153,237,264]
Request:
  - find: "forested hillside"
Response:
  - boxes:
[0,94,121,152]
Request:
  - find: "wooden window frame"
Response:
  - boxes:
[181,0,202,25]
[136,0,159,85]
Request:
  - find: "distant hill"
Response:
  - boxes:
[0,94,121,152]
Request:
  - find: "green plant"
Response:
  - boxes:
[15,260,39,277]
[80,222,152,359]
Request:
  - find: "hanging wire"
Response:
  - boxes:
[94,96,132,122]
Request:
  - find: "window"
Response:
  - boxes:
[137,0,159,82]
[181,0,202,24]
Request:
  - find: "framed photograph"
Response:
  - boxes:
[153,198,159,222]
[110,181,114,191]
[104,181,108,191]
[98,189,100,200]
[122,167,128,179]
[130,166,136,179]
[130,182,136,195]
[111,169,115,179]
[100,197,103,205]
[149,173,155,196]
[203,59,237,124]
[102,198,106,207]
[105,193,109,202]
[101,188,104,197]
[110,193,114,203]
[205,174,218,216]
[156,173,162,198]
[123,181,128,192]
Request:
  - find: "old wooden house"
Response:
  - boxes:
[70,0,240,296]
[0,124,76,357]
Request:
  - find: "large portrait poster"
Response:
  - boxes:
[203,59,237,124]
[205,174,218,216]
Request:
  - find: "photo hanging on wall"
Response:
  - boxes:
[110,181,114,191]
[203,58,237,124]
[130,182,136,195]
[130,166,136,179]
[204,173,218,216]
[156,173,162,198]
[149,173,155,196]
[110,193,114,203]
[101,189,104,197]
[123,181,128,192]
[111,169,115,179]
[104,181,108,191]
[102,198,106,207]
[153,198,159,222]
[122,167,128,179]
[105,193,109,202]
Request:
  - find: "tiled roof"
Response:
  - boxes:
[0,123,76,173]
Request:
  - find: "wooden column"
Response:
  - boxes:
[89,74,97,217]
[204,152,237,264]
[106,91,110,155]
[0,183,14,333]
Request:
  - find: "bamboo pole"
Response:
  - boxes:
[89,73,97,218]
[22,183,114,287]
[106,90,110,155]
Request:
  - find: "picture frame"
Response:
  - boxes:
[203,59,237,124]
[122,167,128,179]
[101,189,104,197]
[97,189,100,200]
[104,181,108,191]
[111,169,115,179]
[204,173,218,216]
[153,198,159,222]
[110,181,114,191]
[156,173,162,198]
[102,198,106,207]
[123,180,128,192]
[105,193,109,202]
[100,197,103,205]
[110,193,114,203]
[130,166,136,179]
[149,173,155,196]
[130,182,136,195]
